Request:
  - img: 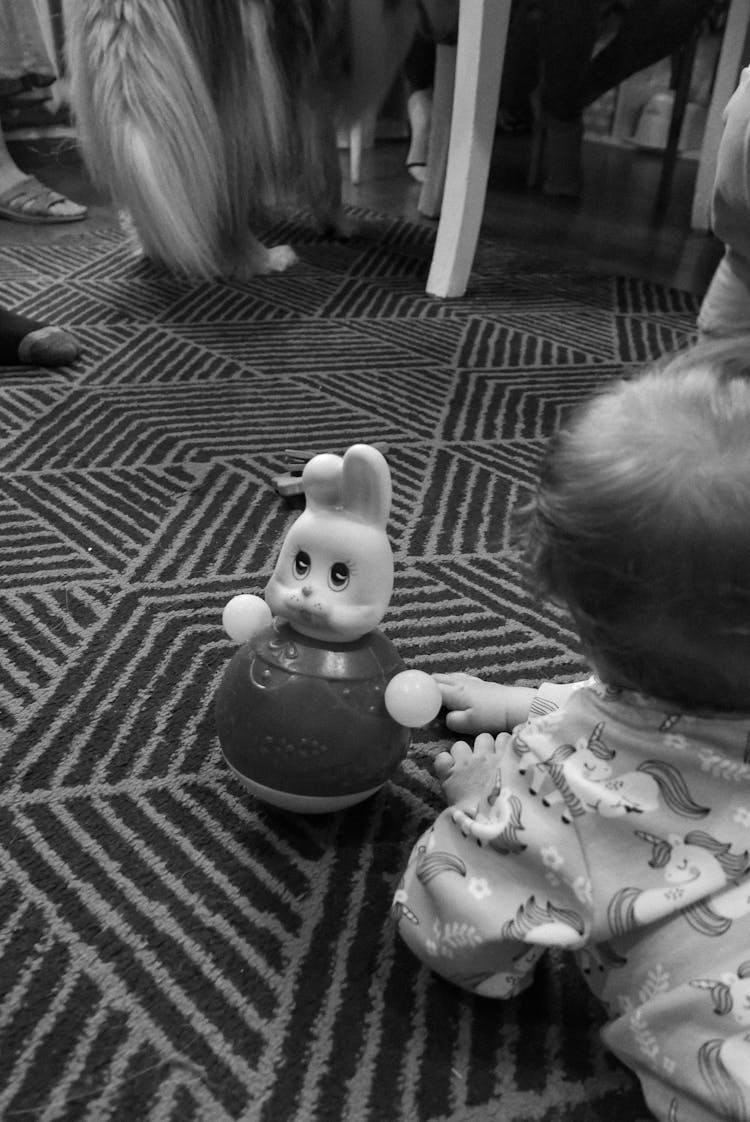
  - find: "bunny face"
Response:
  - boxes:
[265,511,393,642]
[264,444,395,643]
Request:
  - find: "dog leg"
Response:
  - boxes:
[299,98,355,242]
[119,207,297,279]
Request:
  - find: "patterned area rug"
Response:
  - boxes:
[0,211,698,1122]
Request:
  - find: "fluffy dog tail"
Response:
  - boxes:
[63,0,292,276]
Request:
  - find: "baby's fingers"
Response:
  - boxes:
[432,672,477,710]
[445,708,477,734]
[434,741,472,780]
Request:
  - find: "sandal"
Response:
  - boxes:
[0,174,87,224]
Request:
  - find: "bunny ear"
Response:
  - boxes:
[341,444,391,527]
[301,453,344,511]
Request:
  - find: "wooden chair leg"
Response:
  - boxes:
[424,0,512,298]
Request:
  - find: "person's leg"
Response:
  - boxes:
[585,0,713,107]
[527,0,598,196]
[0,128,87,223]
[537,0,598,122]
[403,24,436,93]
[697,251,750,337]
[697,68,750,337]
[497,0,541,133]
[0,305,78,366]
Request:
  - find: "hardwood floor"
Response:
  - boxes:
[1,129,723,298]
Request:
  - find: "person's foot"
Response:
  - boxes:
[0,172,87,224]
[0,305,79,367]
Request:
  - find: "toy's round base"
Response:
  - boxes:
[216,622,411,807]
[225,761,383,813]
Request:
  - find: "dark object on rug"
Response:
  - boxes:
[273,441,390,497]
[0,304,79,366]
[0,210,697,1121]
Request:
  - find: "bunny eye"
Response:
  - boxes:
[328,562,350,591]
[293,550,311,580]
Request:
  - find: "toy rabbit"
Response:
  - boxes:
[215,444,442,812]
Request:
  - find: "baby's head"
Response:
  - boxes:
[527,338,750,710]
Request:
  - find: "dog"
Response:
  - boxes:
[63,0,418,278]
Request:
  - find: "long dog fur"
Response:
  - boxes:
[63,0,418,277]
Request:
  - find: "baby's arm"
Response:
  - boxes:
[434,672,536,734]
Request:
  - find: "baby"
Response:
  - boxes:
[393,339,750,1122]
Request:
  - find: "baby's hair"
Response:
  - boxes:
[526,337,750,710]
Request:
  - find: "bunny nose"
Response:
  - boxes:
[301,586,314,598]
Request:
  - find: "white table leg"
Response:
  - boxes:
[424,0,512,298]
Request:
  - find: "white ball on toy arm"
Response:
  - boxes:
[384,670,443,728]
[222,594,273,643]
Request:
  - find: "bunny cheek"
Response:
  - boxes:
[265,574,387,643]
[324,601,384,643]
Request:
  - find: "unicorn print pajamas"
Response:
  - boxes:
[394,677,750,1121]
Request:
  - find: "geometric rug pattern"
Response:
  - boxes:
[0,209,698,1121]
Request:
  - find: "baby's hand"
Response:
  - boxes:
[435,732,511,809]
[434,673,538,734]
[433,672,513,734]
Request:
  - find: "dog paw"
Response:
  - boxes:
[263,245,298,273]
[231,243,298,279]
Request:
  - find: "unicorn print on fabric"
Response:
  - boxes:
[450,768,527,854]
[687,961,750,1122]
[697,1036,750,1121]
[515,722,710,823]
[608,829,750,937]
[692,961,750,1025]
